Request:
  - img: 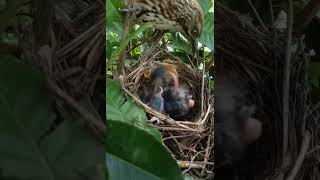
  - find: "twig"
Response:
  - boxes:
[276,1,294,179]
[248,0,267,30]
[307,145,320,156]
[163,134,195,141]
[306,102,320,119]
[268,0,275,28]
[178,161,214,169]
[182,151,204,174]
[47,79,105,143]
[282,0,293,160]
[201,48,205,115]
[286,131,311,180]
[169,132,186,157]
[301,54,310,136]
[200,104,212,125]
[157,126,202,132]
[201,133,213,175]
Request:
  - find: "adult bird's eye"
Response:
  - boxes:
[192,30,198,35]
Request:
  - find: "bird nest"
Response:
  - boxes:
[215,1,320,180]
[118,44,214,178]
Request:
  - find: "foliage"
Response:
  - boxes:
[310,62,320,88]
[106,78,162,140]
[0,55,104,180]
[106,120,183,180]
[105,77,184,180]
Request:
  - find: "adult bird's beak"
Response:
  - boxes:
[191,39,198,60]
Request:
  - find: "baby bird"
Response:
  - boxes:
[148,86,165,113]
[163,86,195,118]
[244,117,262,144]
[214,75,262,168]
[144,62,179,91]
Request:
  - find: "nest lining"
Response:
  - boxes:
[119,45,214,178]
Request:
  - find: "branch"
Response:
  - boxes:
[286,131,311,180]
[47,79,106,143]
[282,0,293,159]
[248,0,267,30]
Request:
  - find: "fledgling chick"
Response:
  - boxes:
[214,75,262,168]
[139,81,154,104]
[244,117,262,144]
[144,62,179,91]
[163,85,195,118]
[149,86,165,113]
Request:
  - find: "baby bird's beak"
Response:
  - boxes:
[144,70,151,79]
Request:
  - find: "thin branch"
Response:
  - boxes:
[286,131,311,180]
[307,145,320,156]
[268,0,275,28]
[47,79,105,143]
[201,48,205,115]
[248,0,267,30]
[282,0,293,159]
[178,161,214,169]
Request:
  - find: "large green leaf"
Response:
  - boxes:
[198,0,213,14]
[0,55,104,180]
[168,32,193,54]
[106,0,124,36]
[198,0,214,51]
[106,78,161,141]
[0,0,22,35]
[106,120,183,180]
[199,13,214,51]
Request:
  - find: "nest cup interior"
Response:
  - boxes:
[136,59,207,121]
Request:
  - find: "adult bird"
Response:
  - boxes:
[124,0,204,56]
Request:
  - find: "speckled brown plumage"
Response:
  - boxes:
[125,0,204,49]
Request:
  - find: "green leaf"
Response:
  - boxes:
[0,55,104,180]
[107,23,152,67]
[310,62,320,88]
[198,0,213,14]
[168,33,193,54]
[106,120,183,180]
[106,154,161,180]
[106,0,124,36]
[0,0,22,35]
[199,13,214,51]
[106,78,162,141]
[40,110,105,180]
